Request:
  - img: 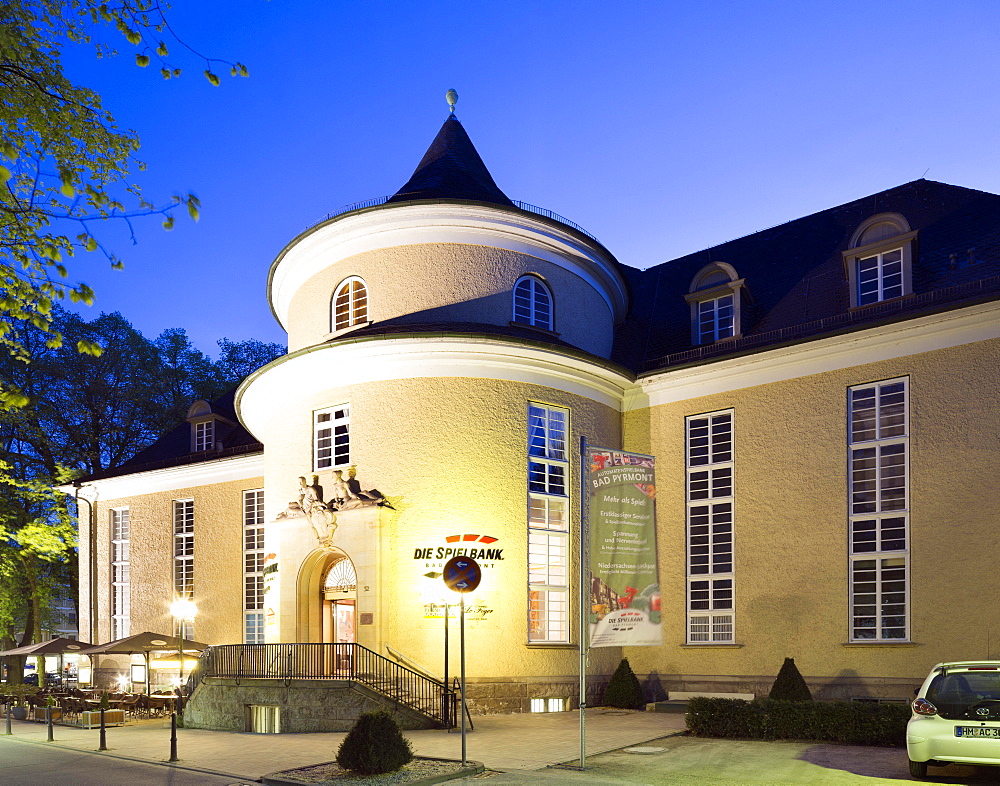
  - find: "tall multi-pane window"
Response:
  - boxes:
[857,249,903,305]
[849,378,909,641]
[314,405,350,470]
[243,490,265,644]
[332,277,368,331]
[193,420,214,452]
[110,508,130,639]
[697,295,735,344]
[173,499,194,638]
[513,276,553,331]
[685,411,735,643]
[527,403,569,642]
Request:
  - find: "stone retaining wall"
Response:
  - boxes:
[183,678,439,732]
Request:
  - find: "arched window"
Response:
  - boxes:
[513,275,553,331]
[332,277,368,331]
[844,213,913,307]
[685,262,747,346]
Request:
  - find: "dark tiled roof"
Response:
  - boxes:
[326,320,588,354]
[387,115,514,207]
[74,388,262,483]
[613,179,1000,372]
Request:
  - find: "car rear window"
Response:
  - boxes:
[927,670,1000,720]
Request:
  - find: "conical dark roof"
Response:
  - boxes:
[388,115,514,206]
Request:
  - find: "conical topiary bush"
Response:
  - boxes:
[768,657,813,701]
[602,657,645,709]
[336,710,413,774]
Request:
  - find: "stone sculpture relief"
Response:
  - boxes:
[276,468,390,549]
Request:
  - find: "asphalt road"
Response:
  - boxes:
[0,738,253,786]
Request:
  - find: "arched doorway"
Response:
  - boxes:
[322,556,357,645]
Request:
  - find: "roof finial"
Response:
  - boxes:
[446,88,458,114]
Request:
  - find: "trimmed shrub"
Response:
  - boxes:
[769,657,812,701]
[336,710,414,775]
[602,658,645,709]
[686,697,910,747]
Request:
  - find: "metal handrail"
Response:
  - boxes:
[308,196,598,242]
[201,643,453,727]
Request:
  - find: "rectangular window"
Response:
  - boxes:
[314,405,350,470]
[848,378,909,641]
[173,500,194,639]
[243,489,265,644]
[686,411,735,643]
[527,403,569,643]
[857,249,903,305]
[697,294,735,344]
[110,508,130,640]
[193,420,214,452]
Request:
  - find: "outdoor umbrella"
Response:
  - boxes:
[0,637,92,688]
[76,631,209,694]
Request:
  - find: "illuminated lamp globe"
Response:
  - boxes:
[170,598,198,620]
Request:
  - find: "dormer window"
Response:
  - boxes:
[186,399,234,454]
[685,262,747,346]
[513,275,553,331]
[844,213,914,307]
[332,277,368,332]
[193,420,214,452]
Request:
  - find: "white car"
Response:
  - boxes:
[907,661,1000,778]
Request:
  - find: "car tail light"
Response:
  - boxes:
[912,697,937,716]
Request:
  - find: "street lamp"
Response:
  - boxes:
[169,598,198,687]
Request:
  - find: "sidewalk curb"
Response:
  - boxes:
[262,757,485,786]
[0,733,258,782]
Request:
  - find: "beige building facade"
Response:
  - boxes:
[72,112,1000,714]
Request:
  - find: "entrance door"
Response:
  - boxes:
[322,557,357,672]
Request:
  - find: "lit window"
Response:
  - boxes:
[685,263,746,346]
[685,411,735,643]
[314,405,350,470]
[111,508,130,640]
[332,277,368,331]
[530,697,566,713]
[848,378,909,641]
[243,489,265,644]
[527,402,569,643]
[513,276,553,331]
[173,499,194,638]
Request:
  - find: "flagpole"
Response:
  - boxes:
[579,435,588,769]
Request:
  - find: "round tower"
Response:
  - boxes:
[237,105,632,712]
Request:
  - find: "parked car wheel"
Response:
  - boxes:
[908,758,928,778]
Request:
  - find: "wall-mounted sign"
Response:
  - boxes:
[413,533,503,566]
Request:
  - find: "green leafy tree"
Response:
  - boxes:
[0,308,279,661]
[0,0,248,409]
[216,337,285,382]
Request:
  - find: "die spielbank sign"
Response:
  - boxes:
[586,448,662,647]
[416,534,503,623]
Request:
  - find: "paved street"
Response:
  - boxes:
[0,741,252,786]
[2,709,997,784]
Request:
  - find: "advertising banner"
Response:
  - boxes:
[586,447,661,647]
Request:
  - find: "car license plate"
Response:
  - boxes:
[955,726,1000,738]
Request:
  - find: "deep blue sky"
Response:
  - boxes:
[61,1,1000,354]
